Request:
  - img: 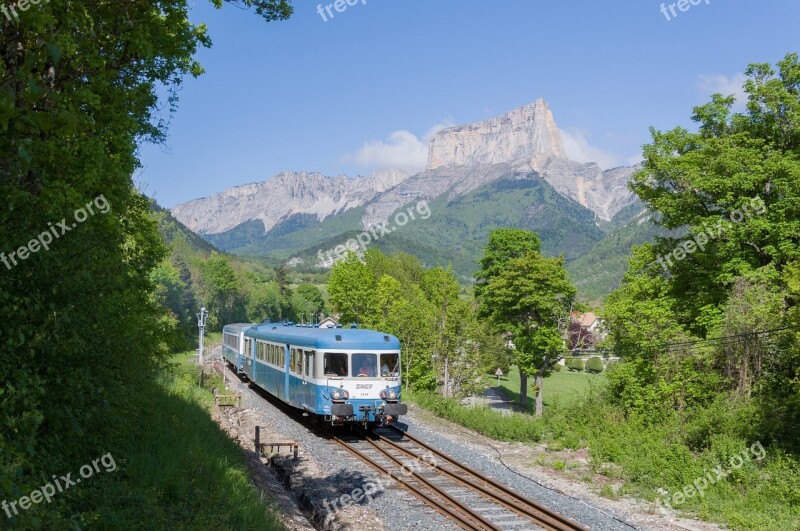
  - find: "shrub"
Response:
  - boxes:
[552,363,562,372]
[566,358,584,371]
[586,357,604,373]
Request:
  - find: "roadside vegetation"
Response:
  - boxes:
[67,353,284,529]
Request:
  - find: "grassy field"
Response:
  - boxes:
[490,365,605,409]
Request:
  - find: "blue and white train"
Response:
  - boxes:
[223,322,408,426]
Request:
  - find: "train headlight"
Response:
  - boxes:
[331,389,342,400]
[389,390,398,400]
[379,390,387,400]
[342,390,349,399]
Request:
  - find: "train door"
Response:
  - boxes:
[284,344,291,401]
[237,332,245,372]
[302,350,316,410]
[242,337,254,380]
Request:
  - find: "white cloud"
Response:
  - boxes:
[344,121,453,174]
[560,127,622,169]
[698,72,748,110]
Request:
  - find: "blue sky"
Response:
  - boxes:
[137,0,800,208]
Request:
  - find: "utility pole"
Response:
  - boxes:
[197,306,208,366]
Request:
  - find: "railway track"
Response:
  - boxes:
[326,424,586,531]
[223,361,587,530]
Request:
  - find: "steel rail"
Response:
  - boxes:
[326,429,500,530]
[384,426,586,531]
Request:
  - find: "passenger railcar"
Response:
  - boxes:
[229,322,407,426]
[222,323,257,375]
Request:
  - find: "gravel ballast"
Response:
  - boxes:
[215,360,717,531]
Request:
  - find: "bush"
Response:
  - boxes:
[552,363,563,372]
[586,357,604,373]
[566,358,585,371]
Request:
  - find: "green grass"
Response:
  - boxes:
[490,365,605,409]
[64,352,285,530]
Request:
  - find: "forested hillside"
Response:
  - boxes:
[151,203,328,346]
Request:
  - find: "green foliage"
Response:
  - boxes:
[296,283,324,314]
[0,0,292,526]
[326,249,502,396]
[476,229,577,413]
[565,358,585,372]
[604,55,800,444]
[247,281,283,322]
[328,252,377,323]
[585,357,604,373]
[199,252,246,328]
[567,203,674,303]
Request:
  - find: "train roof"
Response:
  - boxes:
[223,323,258,333]
[246,323,400,350]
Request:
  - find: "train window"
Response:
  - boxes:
[304,351,315,378]
[323,353,348,377]
[352,353,377,378]
[290,348,302,374]
[380,354,400,377]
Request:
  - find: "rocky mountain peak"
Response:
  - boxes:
[426,98,566,171]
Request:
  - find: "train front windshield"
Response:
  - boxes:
[352,353,378,377]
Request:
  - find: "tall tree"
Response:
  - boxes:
[628,53,800,334]
[328,251,377,323]
[297,282,325,317]
[422,267,463,397]
[605,54,800,437]
[474,228,542,300]
[200,252,244,328]
[477,230,575,415]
